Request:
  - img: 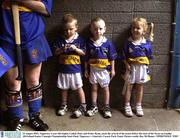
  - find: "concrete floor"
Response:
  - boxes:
[0,107,180,131]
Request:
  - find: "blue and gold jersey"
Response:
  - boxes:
[53,33,86,73]
[0,0,52,48]
[86,37,117,69]
[121,37,153,65]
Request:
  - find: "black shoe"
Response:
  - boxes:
[29,112,49,131]
[8,118,24,131]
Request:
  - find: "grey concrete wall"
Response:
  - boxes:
[42,0,173,108]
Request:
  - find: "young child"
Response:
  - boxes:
[121,17,153,117]
[85,17,117,118]
[53,14,87,118]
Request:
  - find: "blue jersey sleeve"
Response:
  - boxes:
[145,41,153,60]
[41,0,52,16]
[108,41,117,61]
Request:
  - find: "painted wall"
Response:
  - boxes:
[42,0,173,108]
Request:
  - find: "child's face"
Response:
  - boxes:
[64,21,77,38]
[131,21,145,40]
[90,20,106,39]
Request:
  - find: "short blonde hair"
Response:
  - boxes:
[62,13,78,27]
[91,17,106,27]
[132,17,148,33]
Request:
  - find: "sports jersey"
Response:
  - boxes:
[86,37,117,69]
[0,47,14,77]
[53,33,86,73]
[0,0,52,48]
[121,37,152,65]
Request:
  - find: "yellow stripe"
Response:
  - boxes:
[2,2,32,12]
[89,59,110,68]
[59,55,81,65]
[128,57,149,65]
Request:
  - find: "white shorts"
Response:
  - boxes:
[129,64,150,84]
[89,67,110,88]
[57,72,83,90]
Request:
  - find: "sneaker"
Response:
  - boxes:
[29,112,49,131]
[87,106,98,117]
[73,105,86,118]
[8,118,24,131]
[56,105,68,116]
[124,105,133,117]
[136,105,144,117]
[103,106,112,118]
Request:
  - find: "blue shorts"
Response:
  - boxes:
[0,48,14,77]
[1,34,52,64]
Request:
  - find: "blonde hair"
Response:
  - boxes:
[91,17,106,27]
[62,13,78,27]
[132,17,148,33]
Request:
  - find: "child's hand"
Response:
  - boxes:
[111,70,115,79]
[126,63,131,71]
[69,44,77,51]
[84,70,89,78]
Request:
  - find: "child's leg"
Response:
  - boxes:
[102,86,110,106]
[61,90,68,105]
[124,84,133,117]
[124,84,133,105]
[91,84,98,106]
[73,87,86,118]
[86,84,98,117]
[135,84,144,117]
[77,87,86,104]
[135,84,143,104]
[56,89,68,116]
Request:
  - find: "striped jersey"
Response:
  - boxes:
[86,37,117,69]
[121,37,153,65]
[53,33,86,73]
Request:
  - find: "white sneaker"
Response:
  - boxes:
[87,106,98,117]
[73,105,86,118]
[124,105,133,117]
[103,106,112,118]
[56,105,68,116]
[136,105,144,117]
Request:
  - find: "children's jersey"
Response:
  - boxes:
[0,0,52,48]
[121,37,153,65]
[53,34,86,73]
[86,37,117,69]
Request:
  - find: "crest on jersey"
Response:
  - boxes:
[128,48,133,53]
[0,54,8,65]
[32,49,38,59]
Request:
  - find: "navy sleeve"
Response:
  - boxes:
[108,41,117,61]
[41,0,52,16]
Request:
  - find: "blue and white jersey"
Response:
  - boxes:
[121,37,153,65]
[0,0,52,48]
[53,33,86,73]
[86,37,117,69]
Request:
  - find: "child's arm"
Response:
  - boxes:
[12,0,49,15]
[54,47,67,56]
[110,60,115,79]
[70,45,85,56]
[123,60,131,71]
[84,62,89,78]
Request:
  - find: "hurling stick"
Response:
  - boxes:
[149,22,154,42]
[12,4,23,80]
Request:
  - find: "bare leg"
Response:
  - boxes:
[91,84,98,105]
[124,84,133,105]
[102,86,110,106]
[61,90,68,105]
[76,87,86,104]
[135,84,143,105]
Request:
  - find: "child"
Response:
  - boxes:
[0,0,52,131]
[121,17,153,117]
[85,17,117,118]
[53,14,87,118]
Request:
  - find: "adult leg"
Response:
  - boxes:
[24,63,49,130]
[3,66,24,130]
